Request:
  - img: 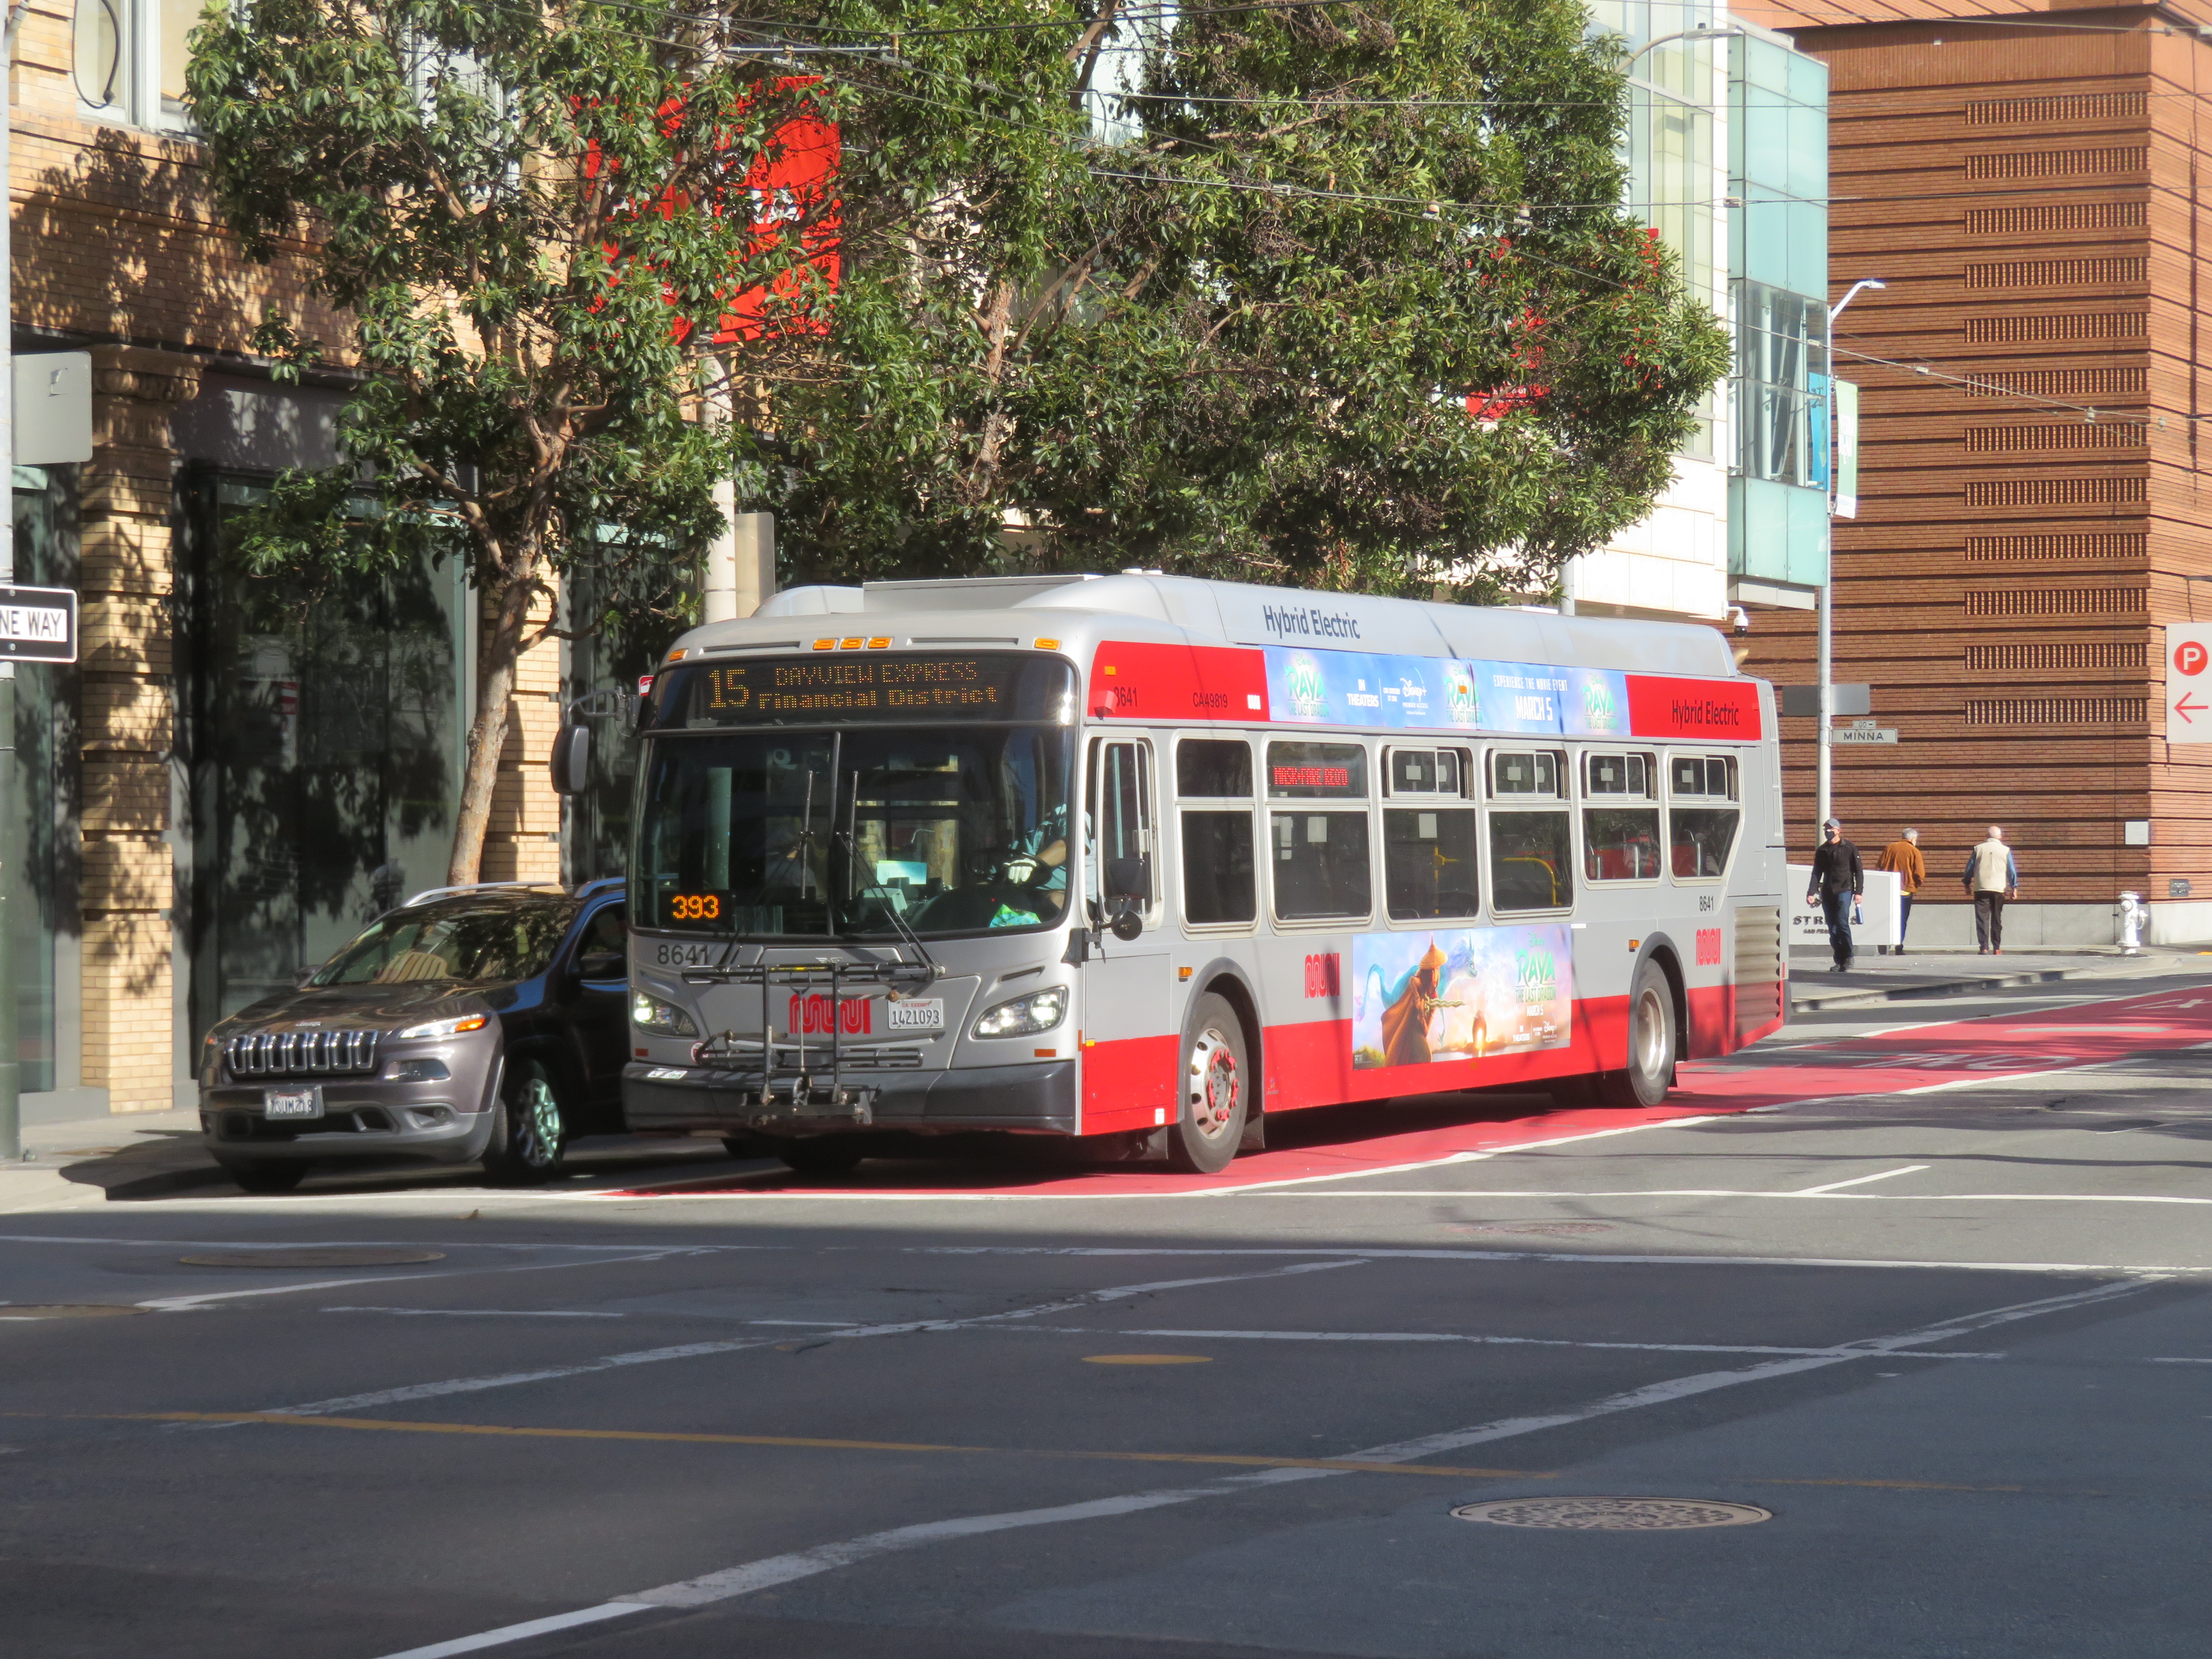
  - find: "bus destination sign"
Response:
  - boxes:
[664,652,1074,728]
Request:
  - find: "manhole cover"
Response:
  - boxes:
[1448,1222,1616,1237]
[0,1304,147,1320]
[1452,1497,1771,1530]
[177,1249,446,1269]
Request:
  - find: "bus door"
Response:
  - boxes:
[1079,735,1173,1133]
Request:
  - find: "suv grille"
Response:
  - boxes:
[227,1029,380,1078]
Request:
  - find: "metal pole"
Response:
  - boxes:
[1816,576,1832,838]
[1820,279,1885,849]
[0,1,25,1161]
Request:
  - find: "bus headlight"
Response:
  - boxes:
[631,991,699,1036]
[972,986,1067,1039]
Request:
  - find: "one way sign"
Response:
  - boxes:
[2168,626,2212,742]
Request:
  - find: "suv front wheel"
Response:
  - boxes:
[483,1057,569,1185]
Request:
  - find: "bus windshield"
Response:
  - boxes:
[633,727,1077,940]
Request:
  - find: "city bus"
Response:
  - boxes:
[585,573,1787,1175]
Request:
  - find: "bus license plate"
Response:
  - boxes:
[263,1088,321,1120]
[885,999,944,1033]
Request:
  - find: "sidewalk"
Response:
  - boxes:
[1786,944,2206,1012]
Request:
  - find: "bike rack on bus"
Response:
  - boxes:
[678,955,938,1130]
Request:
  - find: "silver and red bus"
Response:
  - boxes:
[600,573,1787,1175]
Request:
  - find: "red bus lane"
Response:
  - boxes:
[585,987,2212,1201]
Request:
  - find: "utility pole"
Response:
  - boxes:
[1821,278,1886,838]
[0,0,27,1161]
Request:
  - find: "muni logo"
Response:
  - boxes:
[1284,654,1329,718]
[1303,952,1342,998]
[787,994,872,1036]
[1513,947,1558,1006]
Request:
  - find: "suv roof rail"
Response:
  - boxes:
[574,876,626,898]
[402,881,565,907]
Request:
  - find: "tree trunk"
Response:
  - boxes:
[445,566,541,886]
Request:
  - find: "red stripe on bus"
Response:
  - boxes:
[1088,641,1269,723]
[1080,1033,1179,1134]
[1625,674,1763,741]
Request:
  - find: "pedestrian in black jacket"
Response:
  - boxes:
[1806,818,1864,972]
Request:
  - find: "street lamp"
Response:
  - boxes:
[1813,278,1887,839]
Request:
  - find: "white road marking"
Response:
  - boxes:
[320,1307,627,1319]
[373,1601,646,1658]
[908,1244,2212,1275]
[2149,1356,2212,1364]
[134,1249,704,1313]
[259,1261,1368,1418]
[1018,1326,2002,1360]
[1792,1165,1931,1195]
[368,1278,2157,1656]
[0,1233,781,1254]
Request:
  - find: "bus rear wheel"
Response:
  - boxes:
[1595,958,1676,1108]
[1169,994,1248,1175]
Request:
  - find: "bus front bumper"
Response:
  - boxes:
[621,1059,1078,1137]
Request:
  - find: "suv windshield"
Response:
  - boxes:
[633,726,1076,939]
[312,900,578,986]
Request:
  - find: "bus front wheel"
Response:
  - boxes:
[1170,994,1249,1175]
[1595,958,1676,1108]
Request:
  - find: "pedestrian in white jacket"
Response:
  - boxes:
[1962,826,2020,954]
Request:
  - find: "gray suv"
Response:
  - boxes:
[197,881,629,1192]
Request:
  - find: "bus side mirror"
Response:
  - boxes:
[1105,856,1152,907]
[550,725,590,795]
[1109,902,1144,943]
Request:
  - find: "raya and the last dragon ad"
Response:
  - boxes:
[1351,926,1576,1069]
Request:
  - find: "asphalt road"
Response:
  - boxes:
[8,966,2212,1659]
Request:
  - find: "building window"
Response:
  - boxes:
[1736,280,1831,489]
[75,0,200,127]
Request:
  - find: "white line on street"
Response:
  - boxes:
[258,1260,1368,1419]
[1016,1326,2003,1359]
[0,1233,783,1254]
[367,1278,2156,1656]
[320,1307,628,1319]
[1792,1165,1931,1195]
[2149,1356,2212,1364]
[904,1244,2212,1275]
[373,1601,646,1659]
[134,1249,705,1313]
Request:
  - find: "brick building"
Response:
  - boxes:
[9,0,562,1115]
[1737,1,2212,946]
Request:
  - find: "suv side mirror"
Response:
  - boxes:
[550,724,590,795]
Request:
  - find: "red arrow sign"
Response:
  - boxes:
[2176,693,2209,724]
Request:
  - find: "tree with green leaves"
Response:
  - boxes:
[764,0,1731,600]
[188,0,853,883]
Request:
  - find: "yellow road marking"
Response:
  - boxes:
[20,1410,1547,1480]
[1083,1354,1213,1365]
[0,1413,2083,1496]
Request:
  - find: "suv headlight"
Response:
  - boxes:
[395,1013,489,1040]
[632,990,699,1036]
[972,986,1067,1039]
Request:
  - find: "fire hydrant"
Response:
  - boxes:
[2118,891,2146,953]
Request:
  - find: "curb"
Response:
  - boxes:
[1790,963,2155,1013]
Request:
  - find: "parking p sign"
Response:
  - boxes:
[2168,627,2212,742]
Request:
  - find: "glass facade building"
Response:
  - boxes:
[1727,25,1831,602]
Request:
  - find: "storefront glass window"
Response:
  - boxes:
[188,472,469,1030]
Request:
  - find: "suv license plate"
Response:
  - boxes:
[264,1088,321,1120]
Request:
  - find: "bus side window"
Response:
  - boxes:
[1667,752,1741,880]
[1178,736,1256,927]
[1090,739,1156,915]
[1487,747,1573,912]
[1581,750,1661,882]
[1383,744,1476,918]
